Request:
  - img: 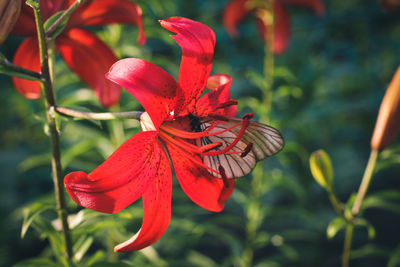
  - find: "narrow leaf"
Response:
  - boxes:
[73,235,94,262]
[44,11,68,39]
[21,203,55,238]
[326,217,347,239]
[355,218,376,240]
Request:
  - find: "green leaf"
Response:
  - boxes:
[363,190,400,214]
[246,69,268,89]
[21,203,56,238]
[273,66,297,83]
[73,235,93,262]
[61,138,99,167]
[44,11,68,39]
[85,250,106,267]
[0,62,41,81]
[309,149,334,189]
[31,216,67,266]
[187,250,218,267]
[326,217,347,239]
[85,261,133,267]
[14,257,60,267]
[18,153,51,172]
[350,244,390,260]
[276,85,303,99]
[355,218,376,240]
[388,245,400,267]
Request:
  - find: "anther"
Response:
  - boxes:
[218,165,230,188]
[240,142,253,157]
[242,113,254,120]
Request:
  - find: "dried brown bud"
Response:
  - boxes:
[0,0,21,45]
[371,66,400,150]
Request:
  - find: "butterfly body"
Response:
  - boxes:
[188,113,203,132]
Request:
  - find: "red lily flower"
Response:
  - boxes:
[64,17,284,251]
[11,0,146,107]
[223,0,325,54]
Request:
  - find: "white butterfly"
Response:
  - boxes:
[193,116,284,179]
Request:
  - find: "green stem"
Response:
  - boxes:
[342,224,354,267]
[261,0,275,122]
[28,1,73,260]
[53,106,143,120]
[352,149,379,216]
[327,188,345,218]
[0,53,42,81]
[242,3,275,267]
[45,0,88,38]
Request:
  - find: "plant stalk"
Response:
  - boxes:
[342,224,354,267]
[53,106,143,120]
[327,188,345,218]
[28,1,73,259]
[262,0,275,122]
[242,3,275,267]
[352,149,379,216]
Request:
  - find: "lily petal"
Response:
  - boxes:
[256,2,290,54]
[56,28,121,107]
[68,0,146,45]
[114,144,172,251]
[223,0,253,38]
[281,0,325,15]
[196,74,237,117]
[64,131,159,214]
[106,58,178,129]
[159,17,216,114]
[166,143,234,212]
[12,37,41,99]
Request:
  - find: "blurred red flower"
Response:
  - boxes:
[64,17,284,251]
[12,0,146,107]
[223,0,325,54]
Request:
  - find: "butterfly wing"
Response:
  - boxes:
[198,119,284,179]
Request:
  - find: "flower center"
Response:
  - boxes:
[139,112,254,180]
[158,112,254,179]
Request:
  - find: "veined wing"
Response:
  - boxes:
[198,119,284,179]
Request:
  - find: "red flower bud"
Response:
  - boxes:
[0,0,21,45]
[371,66,400,150]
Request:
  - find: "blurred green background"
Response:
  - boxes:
[1,0,400,266]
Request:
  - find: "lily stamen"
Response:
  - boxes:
[240,143,253,157]
[202,116,252,156]
[160,120,221,139]
[218,166,230,187]
[163,136,222,176]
